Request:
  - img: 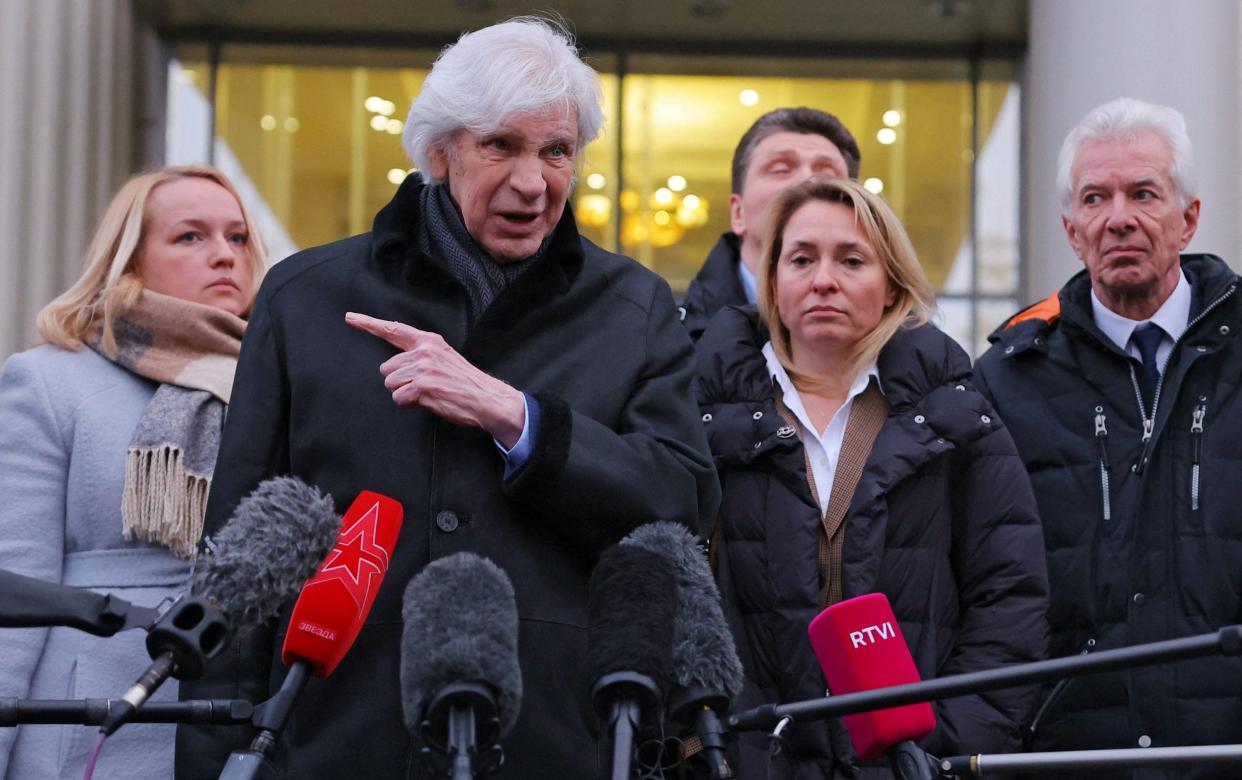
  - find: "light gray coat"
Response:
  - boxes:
[0,345,191,779]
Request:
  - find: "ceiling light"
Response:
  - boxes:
[667,175,687,192]
[876,128,897,145]
[882,110,902,127]
[864,178,884,194]
[260,115,277,131]
[387,168,407,185]
[587,173,606,190]
[738,89,759,107]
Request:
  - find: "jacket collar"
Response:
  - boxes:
[696,306,970,414]
[369,173,586,361]
[988,253,1238,359]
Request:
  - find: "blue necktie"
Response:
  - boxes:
[1131,322,1164,387]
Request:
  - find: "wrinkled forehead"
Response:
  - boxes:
[1071,131,1176,189]
[468,104,579,143]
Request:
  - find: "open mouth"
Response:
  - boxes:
[499,212,539,225]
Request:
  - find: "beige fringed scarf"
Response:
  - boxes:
[90,290,245,558]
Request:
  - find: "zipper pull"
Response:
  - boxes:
[1142,417,1154,443]
[1094,412,1110,468]
[1191,401,1206,511]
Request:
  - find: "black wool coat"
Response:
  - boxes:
[176,176,720,779]
[975,254,1242,778]
[696,306,1049,779]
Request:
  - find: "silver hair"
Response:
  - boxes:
[1056,96,1196,215]
[402,16,604,183]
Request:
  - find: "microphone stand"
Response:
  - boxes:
[728,625,1242,732]
[940,744,1242,775]
[0,698,253,726]
[593,671,660,780]
[217,661,311,780]
[419,682,503,780]
[668,686,732,779]
[0,569,159,636]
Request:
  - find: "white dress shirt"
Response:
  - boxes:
[763,342,882,515]
[1090,268,1191,376]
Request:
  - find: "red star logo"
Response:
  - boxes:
[316,501,391,609]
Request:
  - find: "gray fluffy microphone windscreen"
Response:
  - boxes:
[400,552,523,737]
[191,476,341,634]
[588,544,677,696]
[621,522,743,699]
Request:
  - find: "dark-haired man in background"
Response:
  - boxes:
[679,107,861,340]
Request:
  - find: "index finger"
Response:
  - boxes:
[345,312,424,351]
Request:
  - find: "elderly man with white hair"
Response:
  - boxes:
[976,97,1242,777]
[177,17,719,779]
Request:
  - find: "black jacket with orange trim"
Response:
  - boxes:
[974,253,1242,777]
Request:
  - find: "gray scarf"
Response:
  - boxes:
[417,183,548,322]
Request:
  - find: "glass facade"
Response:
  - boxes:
[169,45,1019,355]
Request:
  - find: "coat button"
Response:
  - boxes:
[701,413,713,423]
[1220,325,1231,336]
[914,414,926,424]
[1138,735,1152,748]
[776,426,796,438]
[980,414,992,425]
[1132,592,1146,606]
[752,411,764,420]
[435,510,459,533]
[1004,345,1015,354]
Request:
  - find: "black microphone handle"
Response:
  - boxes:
[692,706,733,780]
[0,569,159,636]
[0,697,253,726]
[447,702,477,780]
[608,698,642,780]
[940,744,1242,775]
[100,651,177,735]
[729,625,1242,732]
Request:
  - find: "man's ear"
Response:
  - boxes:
[729,192,745,237]
[428,144,450,182]
[1063,213,1084,261]
[1179,198,1201,250]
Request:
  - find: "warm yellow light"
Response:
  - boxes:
[284,117,300,132]
[379,100,396,117]
[864,177,884,194]
[739,89,759,107]
[654,187,674,206]
[667,175,687,192]
[575,194,612,227]
[586,173,606,190]
[364,96,385,113]
[619,189,641,212]
[882,110,902,127]
[387,168,407,185]
[370,115,388,131]
[876,128,898,145]
[260,114,277,131]
[654,210,671,226]
[682,194,701,210]
[386,118,404,135]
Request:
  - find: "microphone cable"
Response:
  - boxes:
[766,715,792,780]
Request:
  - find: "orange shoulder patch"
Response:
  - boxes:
[1005,291,1060,330]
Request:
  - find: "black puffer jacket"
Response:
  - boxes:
[680,232,747,342]
[974,254,1242,778]
[696,306,1049,778]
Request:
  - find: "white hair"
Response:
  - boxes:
[402,16,605,183]
[1056,97,1196,215]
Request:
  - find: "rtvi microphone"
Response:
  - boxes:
[100,476,342,738]
[808,592,937,780]
[218,489,403,780]
[401,553,522,780]
[589,543,677,780]
[622,522,743,780]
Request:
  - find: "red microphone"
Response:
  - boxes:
[807,592,935,760]
[219,491,403,780]
[282,490,404,676]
